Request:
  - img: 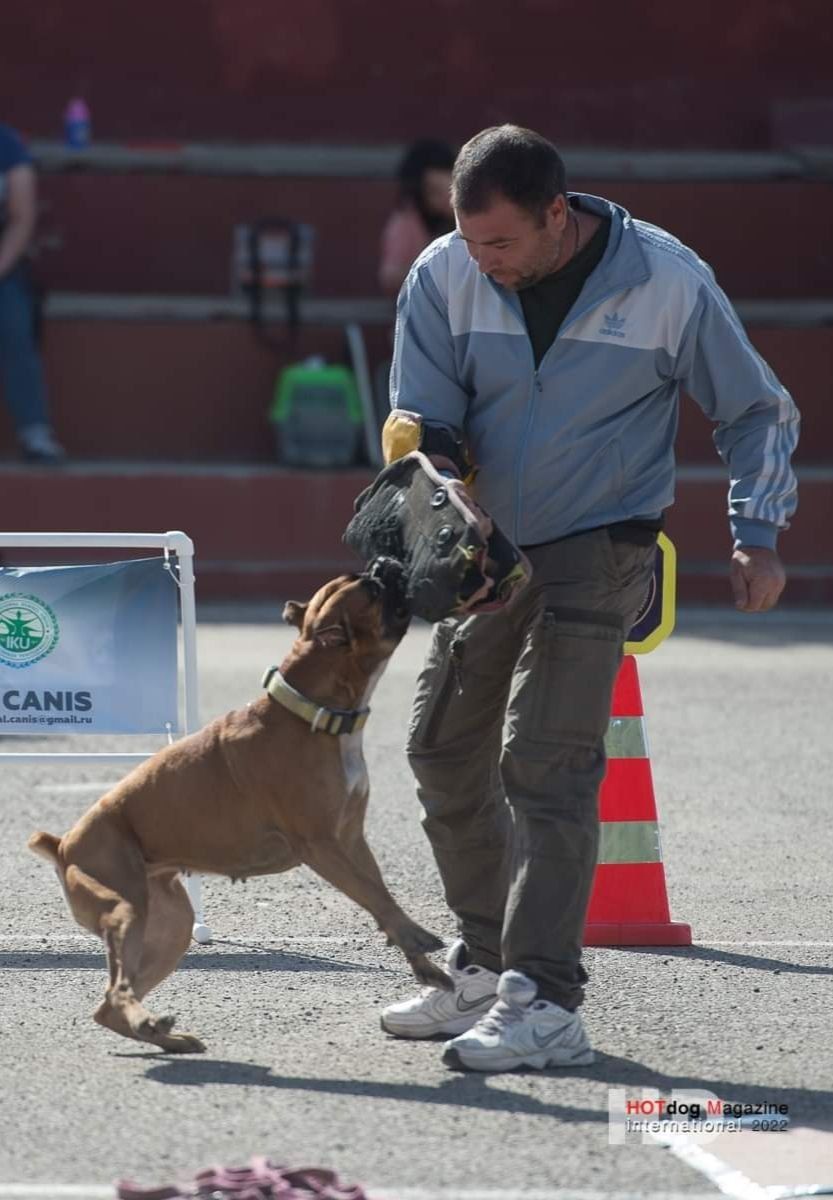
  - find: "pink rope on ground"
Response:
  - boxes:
[116,1154,371,1199]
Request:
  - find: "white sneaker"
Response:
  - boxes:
[380,939,499,1039]
[442,968,595,1071]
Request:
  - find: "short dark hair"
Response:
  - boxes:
[452,125,567,222]
[397,138,456,199]
[396,138,457,236]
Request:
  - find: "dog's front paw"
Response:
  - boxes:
[401,924,444,956]
[137,1012,176,1038]
[158,1031,206,1054]
[411,956,454,992]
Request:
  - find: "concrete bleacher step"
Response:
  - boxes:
[34,141,831,180]
[0,463,368,601]
[0,318,391,461]
[37,171,833,300]
[1,312,829,464]
[0,463,829,605]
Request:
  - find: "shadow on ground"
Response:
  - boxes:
[140,1054,833,1132]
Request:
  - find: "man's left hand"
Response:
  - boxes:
[730,546,786,613]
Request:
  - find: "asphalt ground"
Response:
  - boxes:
[1,606,832,1199]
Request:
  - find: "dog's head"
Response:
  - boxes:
[283,557,411,666]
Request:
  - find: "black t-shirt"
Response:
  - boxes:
[519,212,611,368]
[517,210,663,547]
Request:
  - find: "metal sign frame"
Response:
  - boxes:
[0,531,198,760]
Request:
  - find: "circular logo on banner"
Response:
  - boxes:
[0,594,60,669]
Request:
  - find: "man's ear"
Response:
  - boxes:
[283,601,308,629]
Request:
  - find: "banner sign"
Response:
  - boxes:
[624,533,676,655]
[0,557,178,735]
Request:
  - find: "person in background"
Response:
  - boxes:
[0,122,65,464]
[378,139,456,297]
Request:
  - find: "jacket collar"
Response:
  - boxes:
[570,191,651,293]
[483,191,652,328]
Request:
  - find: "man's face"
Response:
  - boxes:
[456,193,570,290]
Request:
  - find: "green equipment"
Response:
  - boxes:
[270,358,364,468]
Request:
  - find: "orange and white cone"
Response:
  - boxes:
[584,654,691,946]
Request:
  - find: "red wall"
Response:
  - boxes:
[33,174,833,300]
[4,0,833,149]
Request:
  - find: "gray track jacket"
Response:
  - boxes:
[390,193,799,550]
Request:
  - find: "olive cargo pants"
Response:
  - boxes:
[406,527,657,1010]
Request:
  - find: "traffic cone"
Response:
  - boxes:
[584,654,691,946]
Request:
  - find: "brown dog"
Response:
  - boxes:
[28,562,448,1053]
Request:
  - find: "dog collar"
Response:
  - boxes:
[261,666,370,735]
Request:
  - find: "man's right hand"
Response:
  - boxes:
[730,546,786,612]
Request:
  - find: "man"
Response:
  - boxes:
[379,125,799,1072]
[0,122,65,463]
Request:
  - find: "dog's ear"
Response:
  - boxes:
[283,601,308,629]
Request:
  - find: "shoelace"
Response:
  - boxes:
[418,984,441,998]
[418,968,464,999]
[471,996,568,1039]
[116,1155,369,1199]
[470,997,526,1037]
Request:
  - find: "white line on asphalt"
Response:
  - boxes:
[0,1189,113,1198]
[651,1131,772,1199]
[0,934,369,945]
[652,1126,833,1199]
[212,936,371,944]
[372,1192,726,1199]
[691,940,833,947]
[0,1189,729,1200]
[5,935,833,949]
[33,781,120,792]
[0,934,98,943]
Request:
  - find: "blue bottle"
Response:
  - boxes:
[64,98,91,149]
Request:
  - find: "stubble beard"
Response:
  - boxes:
[508,228,570,292]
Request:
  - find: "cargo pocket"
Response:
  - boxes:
[604,534,658,628]
[406,619,463,751]
[514,609,624,749]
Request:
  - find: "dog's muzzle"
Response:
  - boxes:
[362,555,412,634]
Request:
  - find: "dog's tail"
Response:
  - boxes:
[28,831,62,864]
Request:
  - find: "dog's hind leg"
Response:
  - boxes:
[63,862,196,1052]
[63,862,153,1040]
[304,834,451,990]
[130,873,205,1053]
